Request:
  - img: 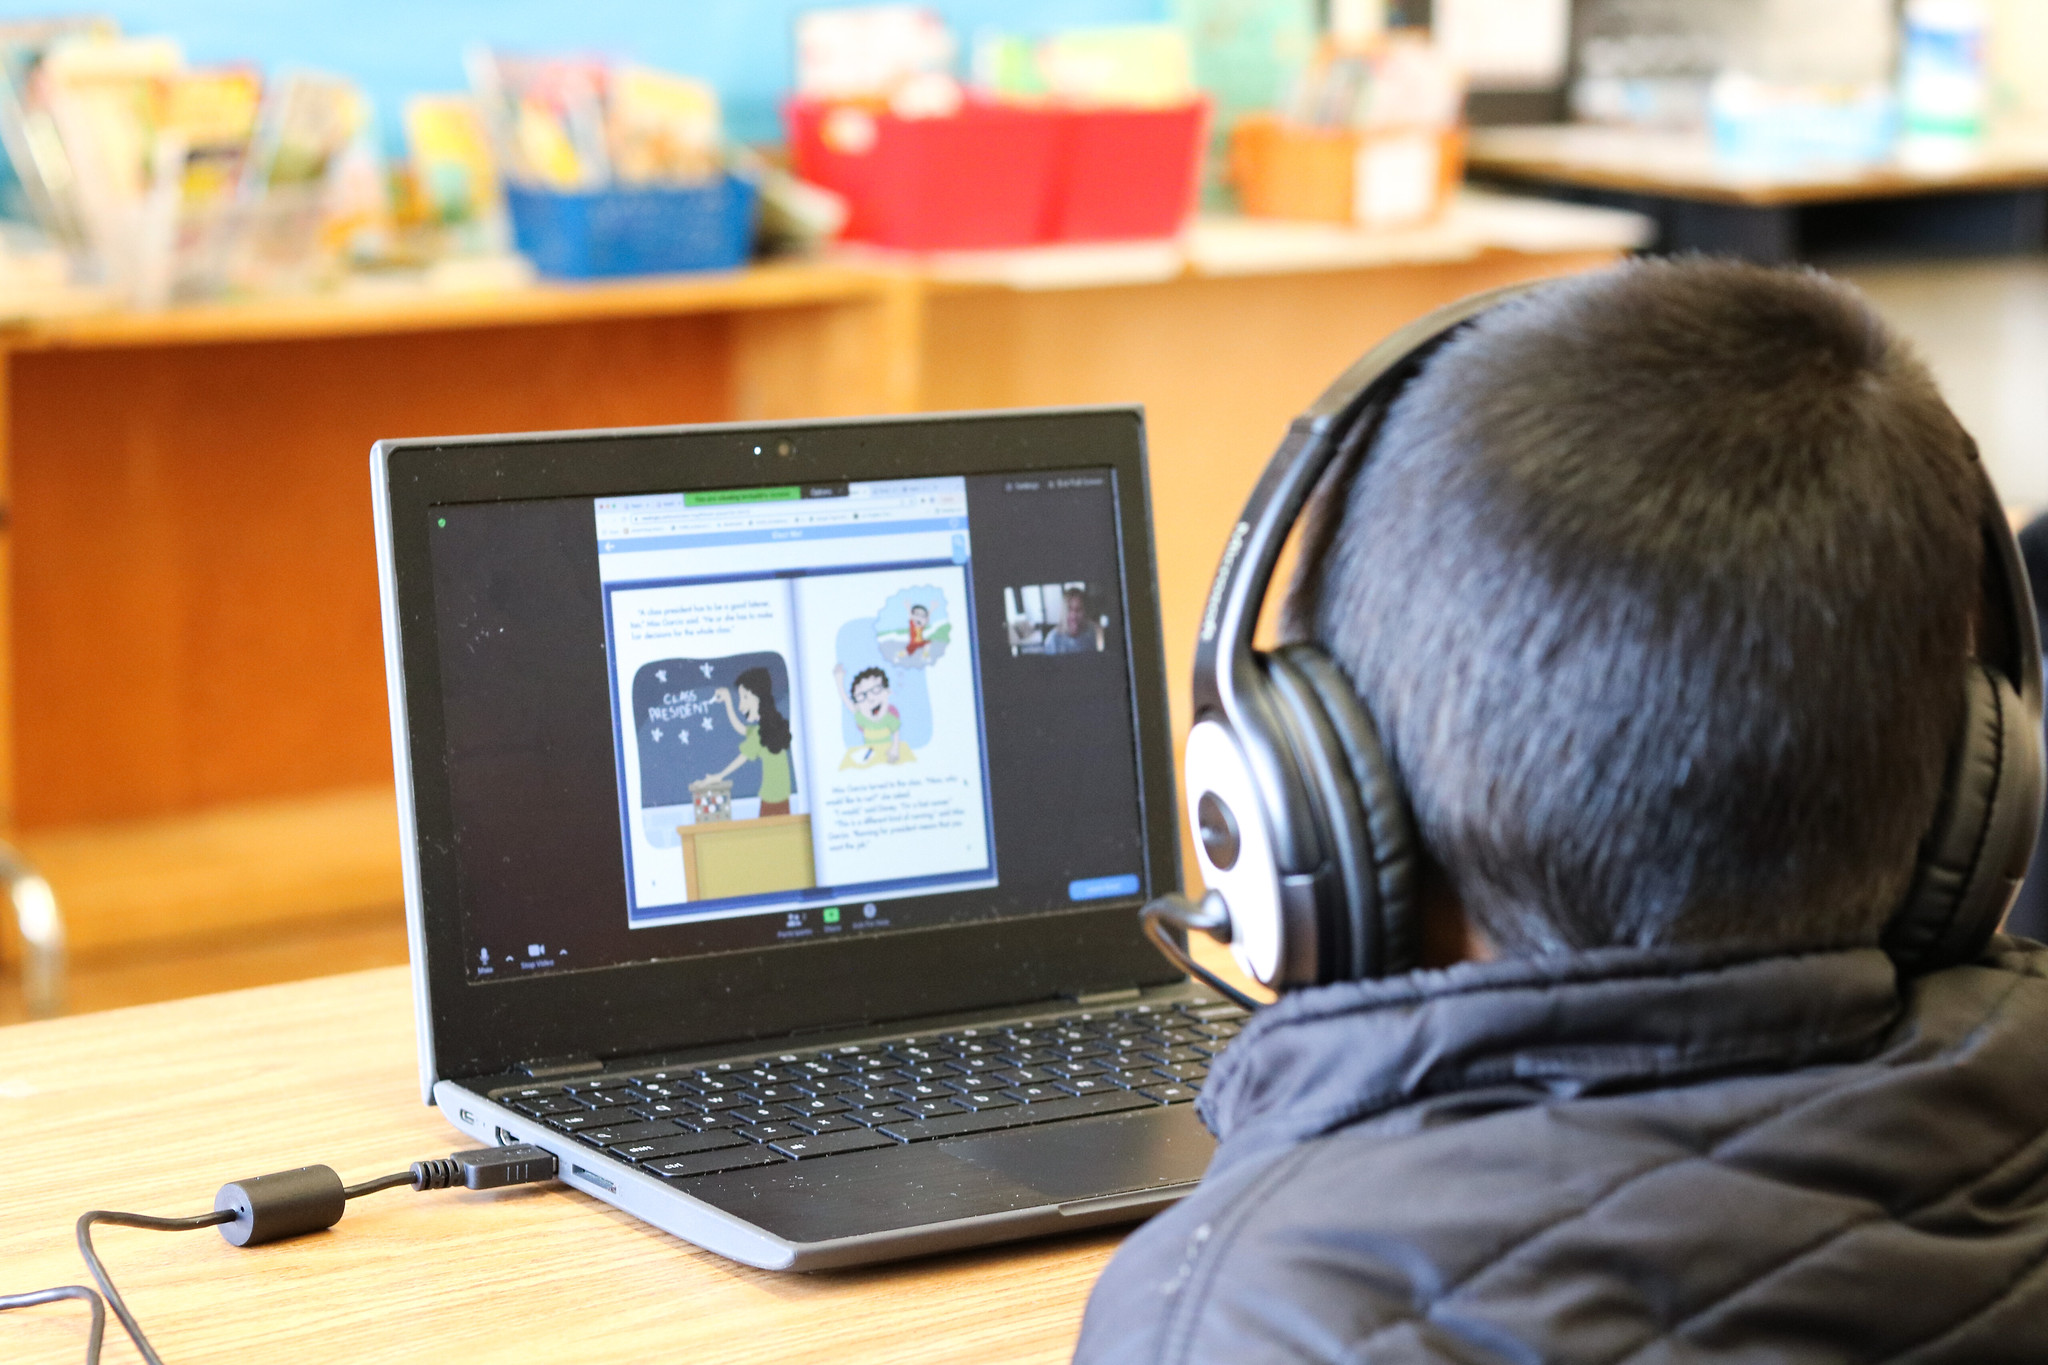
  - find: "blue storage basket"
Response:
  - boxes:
[505,174,759,279]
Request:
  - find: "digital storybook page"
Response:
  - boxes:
[606,563,994,928]
[793,566,992,893]
[608,577,811,921]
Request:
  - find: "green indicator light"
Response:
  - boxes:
[437,517,447,527]
[683,486,801,507]
[822,906,841,924]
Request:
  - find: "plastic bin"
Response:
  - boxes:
[788,97,1206,249]
[1230,116,1464,229]
[1051,103,1210,241]
[505,175,759,279]
[788,99,1061,249]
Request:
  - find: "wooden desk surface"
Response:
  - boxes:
[0,968,1123,1364]
[1470,123,2048,207]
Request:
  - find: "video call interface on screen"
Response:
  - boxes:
[427,467,1149,982]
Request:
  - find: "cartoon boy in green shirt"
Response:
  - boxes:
[834,663,906,765]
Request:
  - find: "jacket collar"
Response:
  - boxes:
[1197,944,1903,1168]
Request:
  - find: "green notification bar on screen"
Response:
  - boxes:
[683,486,801,507]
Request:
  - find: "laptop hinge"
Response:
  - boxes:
[1066,986,1144,1007]
[518,1053,604,1079]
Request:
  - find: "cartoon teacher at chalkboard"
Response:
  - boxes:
[704,667,794,815]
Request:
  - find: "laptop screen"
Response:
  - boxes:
[426,467,1148,983]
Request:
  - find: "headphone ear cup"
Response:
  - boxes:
[1272,645,1420,979]
[1887,664,2047,974]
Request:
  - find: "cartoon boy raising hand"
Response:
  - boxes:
[833,663,905,765]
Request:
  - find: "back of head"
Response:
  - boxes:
[1291,258,1984,956]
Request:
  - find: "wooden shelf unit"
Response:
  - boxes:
[0,223,1627,981]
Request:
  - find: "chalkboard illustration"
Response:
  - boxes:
[702,666,796,815]
[631,652,797,823]
[876,585,953,668]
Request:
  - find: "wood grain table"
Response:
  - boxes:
[1469,123,2048,261]
[0,966,1126,1363]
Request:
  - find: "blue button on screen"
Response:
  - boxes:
[1068,874,1141,902]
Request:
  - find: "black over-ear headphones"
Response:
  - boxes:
[1142,282,2046,1011]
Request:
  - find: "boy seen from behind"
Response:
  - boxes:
[1077,260,2048,1363]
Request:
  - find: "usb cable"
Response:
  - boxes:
[1,1144,557,1365]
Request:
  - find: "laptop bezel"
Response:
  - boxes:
[374,407,1185,1094]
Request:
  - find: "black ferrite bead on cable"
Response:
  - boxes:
[213,1164,347,1246]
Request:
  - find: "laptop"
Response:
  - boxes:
[371,407,1239,1270]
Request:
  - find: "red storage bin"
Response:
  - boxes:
[1050,102,1209,242]
[789,96,1207,249]
[788,97,1061,249]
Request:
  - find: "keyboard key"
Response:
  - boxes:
[734,1122,808,1144]
[499,1084,566,1100]
[992,1067,1059,1087]
[768,1129,899,1160]
[624,1070,697,1088]
[795,1076,857,1096]
[891,1081,955,1102]
[1187,1003,1250,1023]
[881,1088,1153,1142]
[782,1096,852,1118]
[1005,1084,1065,1104]
[1055,1077,1127,1097]
[565,1076,637,1095]
[950,1090,1017,1111]
[849,1106,910,1126]
[632,1082,691,1099]
[629,1100,693,1120]
[729,1104,788,1125]
[549,1107,642,1132]
[791,1113,864,1134]
[796,1059,849,1077]
[1146,1047,1208,1066]
[950,1056,1002,1075]
[746,1085,807,1105]
[849,1089,904,1108]
[613,1131,747,1162]
[580,1120,686,1146]
[1152,1062,1210,1081]
[904,1098,966,1119]
[1050,1060,1110,1079]
[512,1096,584,1117]
[681,1111,742,1131]
[649,1147,785,1180]
[1138,1084,1198,1104]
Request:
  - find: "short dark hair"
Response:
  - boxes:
[1289,258,1982,955]
[850,666,888,697]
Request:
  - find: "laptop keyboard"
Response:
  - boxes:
[492,997,1248,1181]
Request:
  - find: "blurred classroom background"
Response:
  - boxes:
[0,0,2042,1021]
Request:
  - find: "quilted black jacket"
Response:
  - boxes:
[1074,939,2048,1363]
